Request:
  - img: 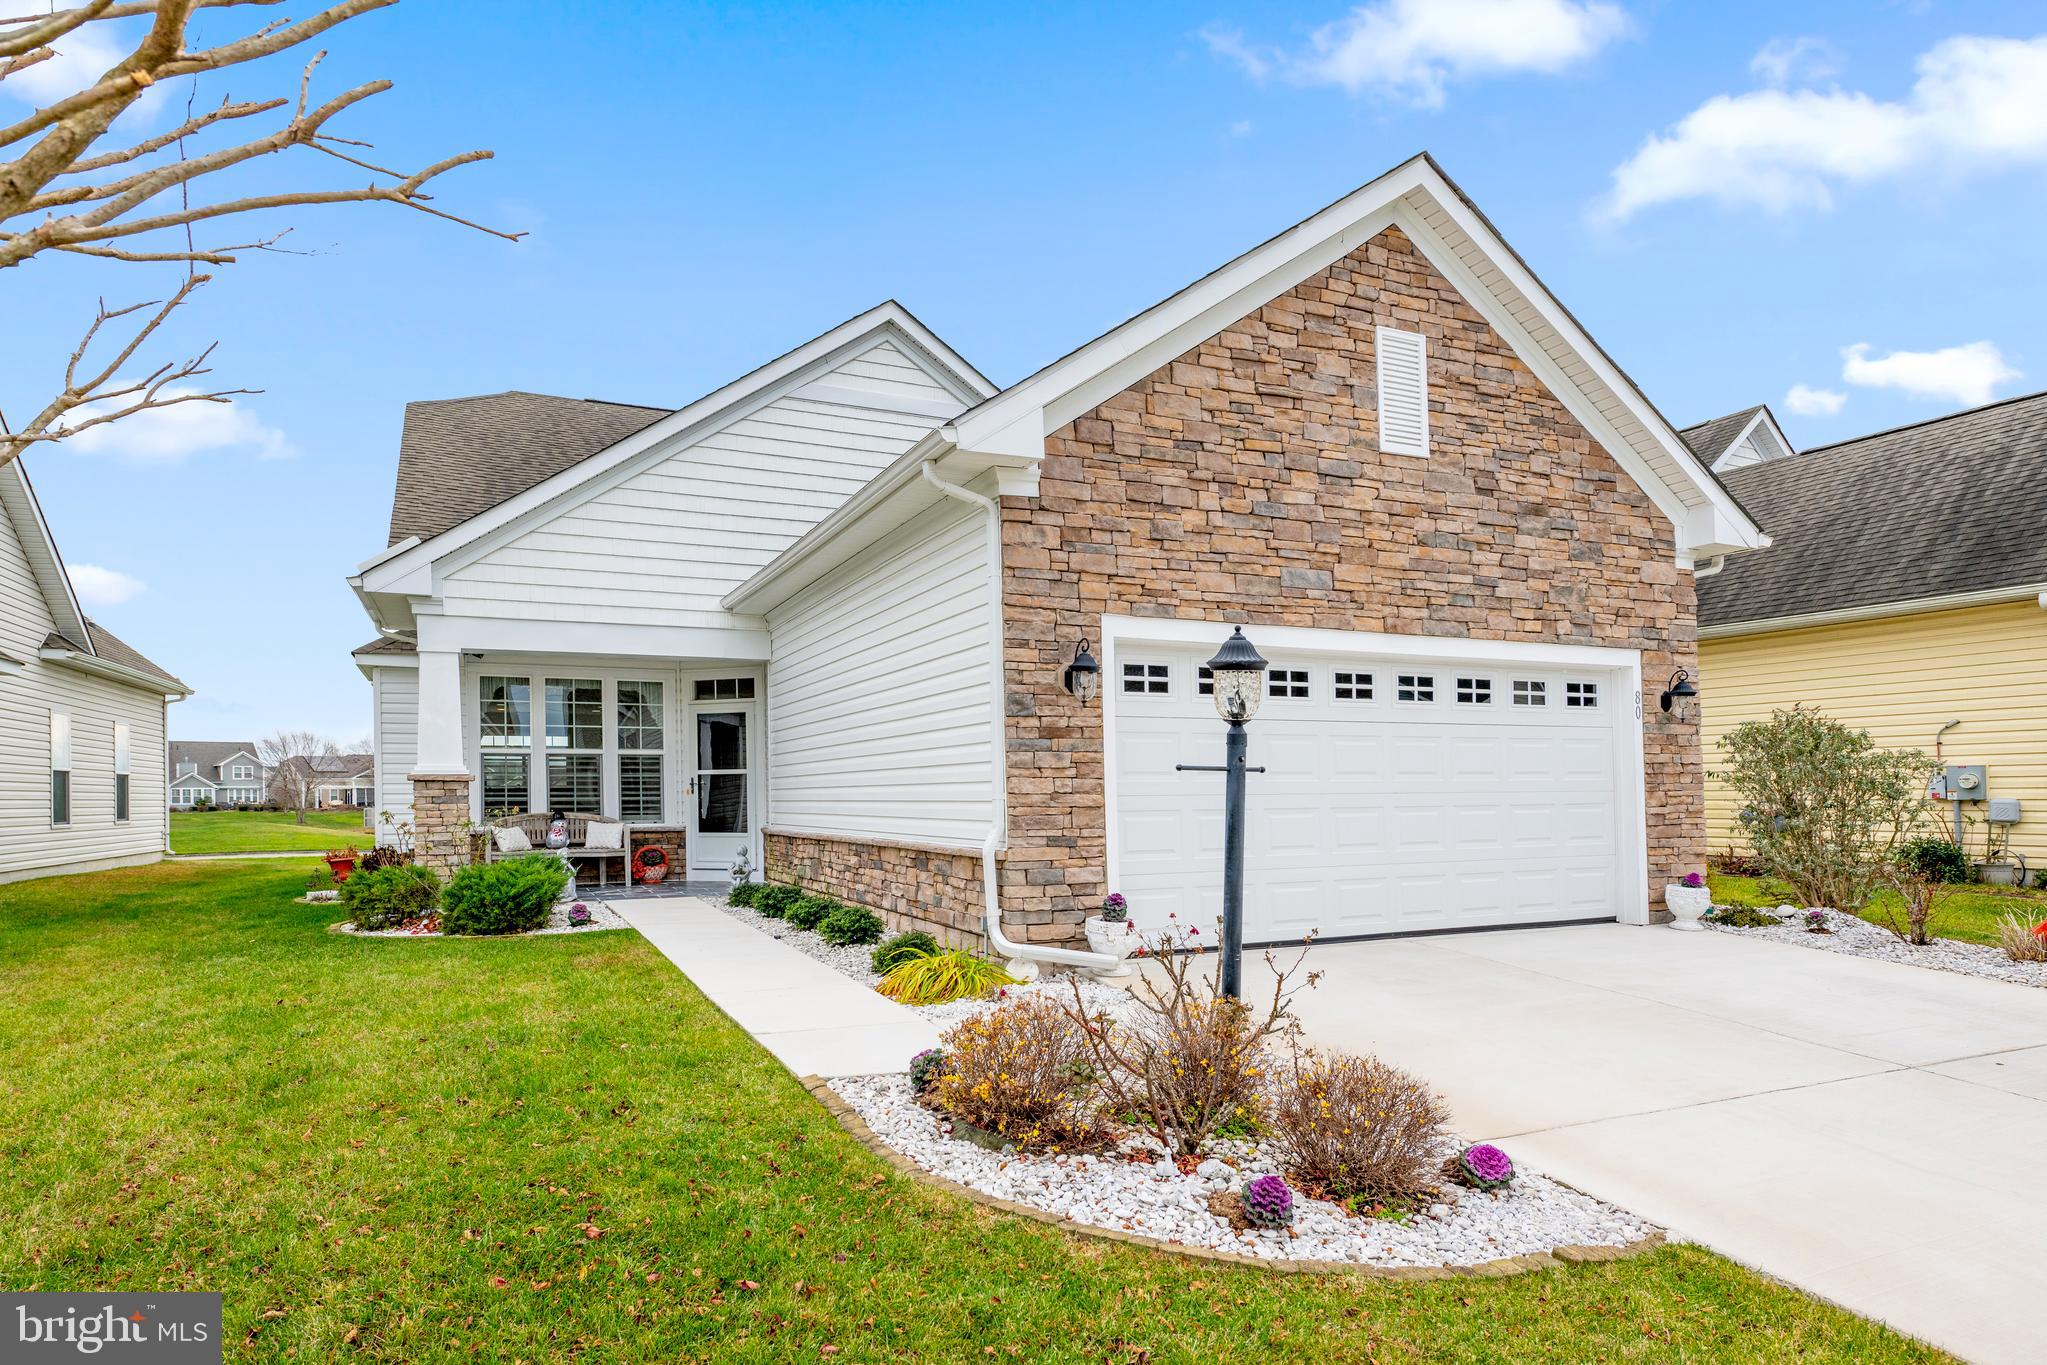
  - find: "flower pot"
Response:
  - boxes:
[324,856,357,883]
[1976,859,2022,887]
[1082,915,1139,977]
[1664,884,1711,931]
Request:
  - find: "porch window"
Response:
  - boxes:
[617,680,664,822]
[479,676,531,814]
[546,678,602,812]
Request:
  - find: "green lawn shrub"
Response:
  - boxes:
[339,863,440,930]
[441,853,569,936]
[785,894,839,931]
[754,883,802,918]
[1897,835,1971,884]
[728,881,763,909]
[818,903,884,946]
[871,930,939,974]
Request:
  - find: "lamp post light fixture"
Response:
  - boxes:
[1176,626,1268,998]
[1659,668,1698,721]
[1062,640,1101,704]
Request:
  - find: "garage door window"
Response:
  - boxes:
[1455,677,1492,705]
[1566,681,1599,708]
[1333,670,1373,701]
[1122,663,1170,695]
[1513,679,1547,706]
[1267,668,1309,700]
[1195,666,1213,696]
[1396,673,1435,703]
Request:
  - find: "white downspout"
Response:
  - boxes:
[920,459,1119,978]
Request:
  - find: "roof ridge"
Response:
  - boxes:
[1798,386,2047,456]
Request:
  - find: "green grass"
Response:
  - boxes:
[0,861,1949,1364]
[169,807,369,854]
[1710,871,2047,947]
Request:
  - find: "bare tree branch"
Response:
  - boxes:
[0,0,114,60]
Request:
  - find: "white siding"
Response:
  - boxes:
[438,339,960,629]
[765,501,994,845]
[0,499,168,878]
[372,666,418,841]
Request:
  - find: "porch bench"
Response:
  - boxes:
[484,812,628,888]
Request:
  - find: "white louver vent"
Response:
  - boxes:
[1375,325,1429,458]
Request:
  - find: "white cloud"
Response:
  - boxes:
[1204,0,1629,108]
[1750,36,1841,88]
[68,563,145,608]
[0,20,167,116]
[1784,383,1847,416]
[1602,34,2047,219]
[1840,340,2019,406]
[57,390,295,464]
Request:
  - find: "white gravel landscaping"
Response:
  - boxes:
[719,898,883,982]
[828,1071,1652,1268]
[332,896,633,937]
[1703,904,2047,988]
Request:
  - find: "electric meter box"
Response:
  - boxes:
[1934,765,1988,802]
[1989,797,2023,824]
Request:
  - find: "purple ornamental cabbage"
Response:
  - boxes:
[1681,872,1706,889]
[909,1047,946,1094]
[567,903,593,927]
[1458,1143,1515,1192]
[1242,1174,1295,1228]
[1100,892,1129,923]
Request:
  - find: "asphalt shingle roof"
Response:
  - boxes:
[43,620,186,691]
[387,392,671,546]
[353,635,416,656]
[1698,390,2047,630]
[169,740,257,779]
[1679,406,1765,465]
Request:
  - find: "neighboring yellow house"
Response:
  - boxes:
[1687,397,2047,871]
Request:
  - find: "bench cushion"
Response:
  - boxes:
[493,826,532,853]
[584,821,623,851]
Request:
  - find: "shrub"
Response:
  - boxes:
[1715,706,1935,911]
[728,881,763,909]
[1878,864,1953,947]
[1265,1050,1449,1201]
[1898,835,1971,885]
[877,951,1017,1006]
[1242,1174,1294,1228]
[933,999,1109,1152]
[754,884,802,919]
[785,894,839,931]
[1703,905,1780,928]
[818,903,883,946]
[339,863,439,930]
[1450,1142,1515,1193]
[909,1046,946,1095]
[1996,914,2047,964]
[441,853,569,936]
[1062,941,1312,1157]
[871,930,940,975]
[357,845,410,874]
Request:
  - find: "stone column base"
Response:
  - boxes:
[409,772,474,878]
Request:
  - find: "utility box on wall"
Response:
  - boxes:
[1933,765,1988,802]
[1989,797,2023,825]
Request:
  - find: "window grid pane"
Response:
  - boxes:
[481,753,530,815]
[547,753,601,812]
[617,680,664,751]
[1196,666,1214,695]
[692,677,756,702]
[1267,668,1309,699]
[1456,677,1492,705]
[546,678,602,750]
[1397,673,1435,703]
[479,677,531,748]
[1513,680,1547,706]
[619,753,663,822]
[1333,671,1373,701]
[1566,681,1599,708]
[1121,663,1169,695]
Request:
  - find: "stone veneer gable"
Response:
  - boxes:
[994,223,1702,947]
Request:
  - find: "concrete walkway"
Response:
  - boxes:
[619,895,939,1077]
[1240,924,2047,1364]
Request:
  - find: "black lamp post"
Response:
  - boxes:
[1177,627,1267,998]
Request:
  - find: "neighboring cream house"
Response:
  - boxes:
[351,155,1764,955]
[1,458,189,881]
[168,741,266,808]
[1692,393,2047,868]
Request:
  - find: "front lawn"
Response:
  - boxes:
[1710,871,2047,948]
[170,807,369,853]
[0,861,1947,1363]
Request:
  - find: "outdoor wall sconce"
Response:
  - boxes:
[1659,668,1698,720]
[1062,640,1100,703]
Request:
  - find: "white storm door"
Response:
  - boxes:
[687,679,758,876]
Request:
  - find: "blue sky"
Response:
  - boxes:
[5,0,2044,744]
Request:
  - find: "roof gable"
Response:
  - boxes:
[1682,405,1793,473]
[945,153,1763,562]
[1700,389,2047,631]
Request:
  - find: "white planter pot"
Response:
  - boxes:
[1083,915,1140,960]
[1664,884,1711,931]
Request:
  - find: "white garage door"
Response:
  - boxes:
[1111,644,1625,945]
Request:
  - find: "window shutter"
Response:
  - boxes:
[1375,326,1428,457]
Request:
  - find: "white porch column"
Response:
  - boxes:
[413,649,467,776]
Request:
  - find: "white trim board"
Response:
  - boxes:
[1700,584,2047,639]
[1095,614,1652,929]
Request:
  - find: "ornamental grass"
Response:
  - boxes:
[932,998,1111,1152]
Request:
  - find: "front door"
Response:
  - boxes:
[687,679,756,877]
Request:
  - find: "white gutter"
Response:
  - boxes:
[918,459,1119,978]
[38,645,191,697]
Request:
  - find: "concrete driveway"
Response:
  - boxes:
[1243,924,2047,1364]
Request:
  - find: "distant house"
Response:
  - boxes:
[1693,393,2047,868]
[168,741,266,808]
[0,457,189,882]
[271,753,375,811]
